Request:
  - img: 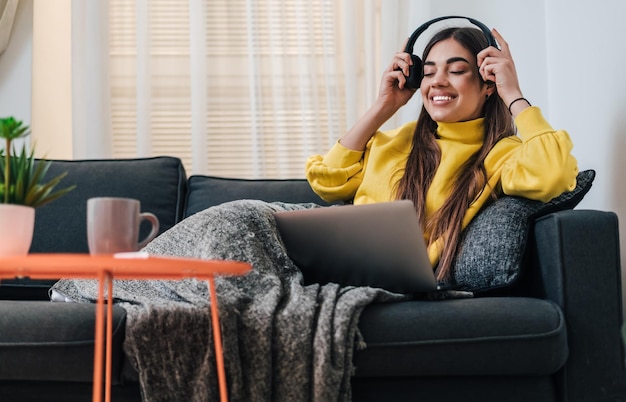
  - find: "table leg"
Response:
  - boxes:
[208,277,228,402]
[93,271,106,402]
[105,272,113,402]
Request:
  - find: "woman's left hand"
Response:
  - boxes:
[477,28,524,109]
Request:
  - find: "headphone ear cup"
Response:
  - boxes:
[405,54,423,89]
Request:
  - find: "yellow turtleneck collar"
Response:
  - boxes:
[436,117,485,145]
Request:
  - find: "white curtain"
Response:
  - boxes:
[0,0,18,56]
[73,0,427,178]
[71,0,113,159]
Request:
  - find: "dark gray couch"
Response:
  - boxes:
[0,156,625,402]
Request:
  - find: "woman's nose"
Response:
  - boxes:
[430,70,448,87]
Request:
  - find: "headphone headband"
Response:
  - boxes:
[404,15,497,54]
[401,16,497,89]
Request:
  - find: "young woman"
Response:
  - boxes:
[305,26,578,282]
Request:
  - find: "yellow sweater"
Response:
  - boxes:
[305,106,578,264]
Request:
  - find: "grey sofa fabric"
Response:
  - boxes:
[355,297,567,377]
[534,210,625,401]
[0,301,127,383]
[184,175,333,217]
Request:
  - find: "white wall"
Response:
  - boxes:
[31,0,72,159]
[0,0,32,151]
[544,0,626,310]
[545,0,626,213]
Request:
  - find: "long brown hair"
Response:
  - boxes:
[395,27,515,281]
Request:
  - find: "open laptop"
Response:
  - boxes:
[273,200,438,294]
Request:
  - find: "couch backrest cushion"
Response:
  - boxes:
[30,156,187,253]
[0,157,187,301]
[184,175,331,217]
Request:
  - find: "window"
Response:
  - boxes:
[109,0,349,178]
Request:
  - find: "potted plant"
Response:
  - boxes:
[0,116,75,255]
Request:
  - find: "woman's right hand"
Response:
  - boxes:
[375,49,418,116]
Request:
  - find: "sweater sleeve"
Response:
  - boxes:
[305,140,367,202]
[492,107,578,202]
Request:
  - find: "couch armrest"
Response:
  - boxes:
[533,209,626,401]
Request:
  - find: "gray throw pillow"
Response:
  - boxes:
[451,170,595,293]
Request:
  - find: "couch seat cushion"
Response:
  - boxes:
[354,297,567,377]
[0,301,128,383]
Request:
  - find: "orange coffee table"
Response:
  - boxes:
[0,252,251,402]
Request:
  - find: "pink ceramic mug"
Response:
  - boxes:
[87,197,159,255]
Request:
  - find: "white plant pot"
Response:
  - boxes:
[0,204,35,256]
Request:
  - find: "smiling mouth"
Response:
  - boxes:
[431,95,455,102]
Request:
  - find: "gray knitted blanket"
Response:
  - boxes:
[51,200,402,402]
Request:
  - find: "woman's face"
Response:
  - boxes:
[420,38,492,123]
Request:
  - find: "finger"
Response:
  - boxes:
[393,52,413,75]
[396,51,412,65]
[491,28,510,54]
[483,68,496,84]
[478,58,495,82]
[478,54,491,76]
[477,45,500,67]
[479,65,491,83]
[390,69,415,92]
[392,70,407,89]
[400,36,410,52]
[387,59,405,74]
[476,48,488,67]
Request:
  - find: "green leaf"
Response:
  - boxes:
[0,116,75,207]
[0,117,30,140]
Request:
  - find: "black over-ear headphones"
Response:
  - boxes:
[403,16,497,89]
